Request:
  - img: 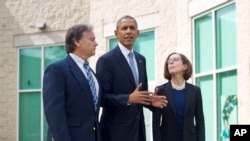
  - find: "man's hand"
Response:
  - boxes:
[150,88,168,108]
[128,83,152,105]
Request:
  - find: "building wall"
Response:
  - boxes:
[0,0,90,140]
[0,0,249,140]
[236,0,250,123]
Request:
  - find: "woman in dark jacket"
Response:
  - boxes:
[153,52,205,141]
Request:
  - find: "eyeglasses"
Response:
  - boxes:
[167,57,181,64]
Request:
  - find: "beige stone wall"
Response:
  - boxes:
[0,0,90,140]
[236,0,250,123]
[1,0,18,140]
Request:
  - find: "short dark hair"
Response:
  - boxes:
[164,52,193,80]
[65,24,93,54]
[116,15,138,29]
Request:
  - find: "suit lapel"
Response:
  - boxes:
[66,56,96,110]
[134,53,143,85]
[114,47,136,86]
[164,83,177,116]
[184,83,193,115]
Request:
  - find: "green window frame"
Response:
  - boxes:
[18,45,67,141]
[193,3,236,141]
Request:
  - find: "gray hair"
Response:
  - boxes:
[116,15,138,29]
[65,24,93,54]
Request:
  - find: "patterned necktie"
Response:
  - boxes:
[128,52,139,85]
[84,61,98,111]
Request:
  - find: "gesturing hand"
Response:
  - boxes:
[128,83,152,105]
[150,88,168,108]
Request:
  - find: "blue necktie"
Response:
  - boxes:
[128,52,139,85]
[84,61,98,111]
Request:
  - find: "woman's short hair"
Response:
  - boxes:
[164,52,193,80]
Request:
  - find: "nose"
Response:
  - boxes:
[95,41,98,46]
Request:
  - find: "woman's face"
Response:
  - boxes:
[167,54,187,76]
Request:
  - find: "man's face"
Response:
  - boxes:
[74,30,98,60]
[115,19,139,50]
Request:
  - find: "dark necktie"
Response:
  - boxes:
[128,52,139,85]
[84,61,98,110]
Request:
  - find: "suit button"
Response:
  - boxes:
[93,126,96,131]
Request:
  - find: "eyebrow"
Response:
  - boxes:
[120,25,136,29]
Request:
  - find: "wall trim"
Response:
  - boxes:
[103,13,159,37]
[14,30,66,47]
[189,0,233,17]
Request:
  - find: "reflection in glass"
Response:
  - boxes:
[19,48,41,89]
[19,92,41,141]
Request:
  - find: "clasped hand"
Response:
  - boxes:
[128,83,168,108]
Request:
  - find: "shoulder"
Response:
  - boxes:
[156,82,170,90]
[186,83,202,94]
[134,51,145,59]
[99,47,119,60]
[186,83,199,89]
[46,56,69,70]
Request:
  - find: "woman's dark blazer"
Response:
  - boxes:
[152,82,205,141]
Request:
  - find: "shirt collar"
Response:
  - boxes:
[69,53,87,67]
[118,42,134,57]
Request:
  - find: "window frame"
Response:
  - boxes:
[192,2,237,141]
[17,44,66,141]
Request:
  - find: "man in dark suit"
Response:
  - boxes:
[43,24,101,141]
[96,15,167,141]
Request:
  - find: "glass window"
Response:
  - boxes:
[193,3,236,141]
[194,14,213,73]
[215,4,236,68]
[19,48,41,90]
[18,45,66,141]
[217,70,237,140]
[44,45,66,69]
[196,75,215,141]
[19,92,41,141]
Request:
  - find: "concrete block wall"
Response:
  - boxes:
[236,0,250,123]
[0,0,90,140]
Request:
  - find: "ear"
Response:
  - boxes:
[136,30,140,37]
[114,30,118,37]
[183,64,188,70]
[73,39,80,47]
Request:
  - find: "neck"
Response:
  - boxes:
[171,78,185,90]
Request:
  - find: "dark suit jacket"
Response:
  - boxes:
[96,46,148,141]
[153,82,205,141]
[43,55,102,141]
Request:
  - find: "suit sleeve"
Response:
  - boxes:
[195,87,205,141]
[96,56,129,109]
[152,107,163,141]
[43,64,71,141]
[152,87,163,141]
